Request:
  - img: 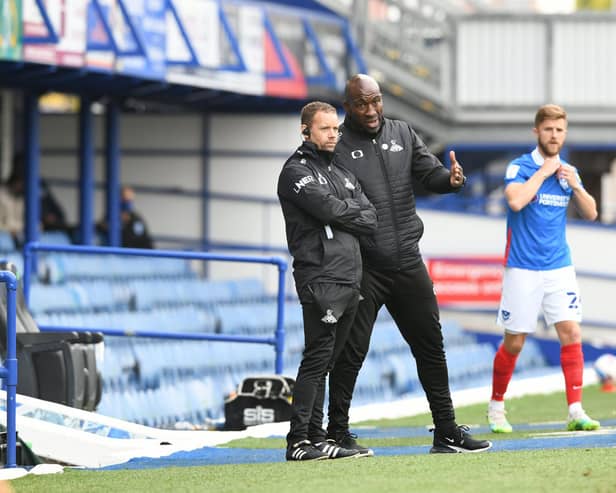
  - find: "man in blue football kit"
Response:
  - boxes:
[487,104,600,433]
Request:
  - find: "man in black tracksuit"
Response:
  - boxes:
[327,74,492,454]
[278,101,377,461]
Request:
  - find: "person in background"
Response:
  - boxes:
[487,104,600,433]
[119,186,153,249]
[278,101,377,461]
[40,178,68,233]
[327,74,491,455]
[0,166,25,245]
[98,186,154,249]
[0,154,69,245]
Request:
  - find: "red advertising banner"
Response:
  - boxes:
[426,256,504,307]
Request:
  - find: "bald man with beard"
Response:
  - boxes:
[327,74,491,454]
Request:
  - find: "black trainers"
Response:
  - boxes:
[329,431,374,457]
[430,425,492,454]
[286,440,329,461]
[314,439,361,459]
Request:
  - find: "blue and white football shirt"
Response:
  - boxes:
[504,148,582,270]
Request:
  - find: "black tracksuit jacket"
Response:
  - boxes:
[334,116,459,271]
[277,141,377,298]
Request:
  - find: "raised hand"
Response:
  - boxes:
[558,163,580,190]
[449,150,465,188]
[539,156,561,179]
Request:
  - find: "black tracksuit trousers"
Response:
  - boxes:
[286,291,359,446]
[327,262,456,436]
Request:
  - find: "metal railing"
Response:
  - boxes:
[23,243,288,374]
[0,270,18,468]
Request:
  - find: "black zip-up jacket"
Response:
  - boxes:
[334,116,459,271]
[278,141,377,296]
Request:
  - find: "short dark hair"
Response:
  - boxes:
[300,101,336,128]
[535,104,567,127]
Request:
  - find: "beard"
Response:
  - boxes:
[538,140,562,158]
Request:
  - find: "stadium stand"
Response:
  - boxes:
[1,3,613,454]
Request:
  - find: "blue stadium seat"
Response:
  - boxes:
[192,280,235,306]
[355,358,387,399]
[444,343,496,387]
[283,301,304,331]
[386,353,420,394]
[369,321,403,356]
[29,283,82,314]
[515,338,547,372]
[230,278,266,301]
[441,320,477,348]
[0,231,16,252]
[39,231,72,246]
[39,253,194,283]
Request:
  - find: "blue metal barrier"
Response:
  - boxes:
[23,243,288,374]
[0,270,18,468]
